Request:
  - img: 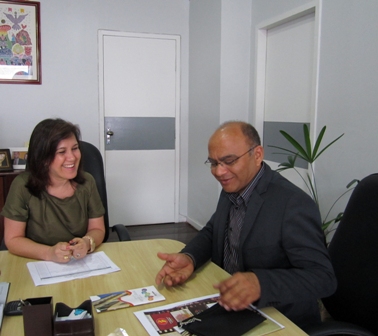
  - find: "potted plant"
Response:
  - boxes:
[268,124,358,234]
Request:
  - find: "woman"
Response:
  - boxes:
[1,118,106,263]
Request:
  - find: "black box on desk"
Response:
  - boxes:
[54,300,94,336]
[23,296,53,336]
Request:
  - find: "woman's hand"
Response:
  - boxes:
[48,237,90,263]
[48,242,73,263]
[67,237,89,260]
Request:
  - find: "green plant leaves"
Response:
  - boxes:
[276,155,297,172]
[269,125,344,164]
[268,124,351,232]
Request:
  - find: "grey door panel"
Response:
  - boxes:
[105,117,175,150]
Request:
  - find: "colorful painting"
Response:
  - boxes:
[0,1,41,84]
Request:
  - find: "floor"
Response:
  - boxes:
[107,222,199,244]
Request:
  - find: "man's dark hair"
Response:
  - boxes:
[219,121,261,147]
[26,118,85,198]
[240,122,261,147]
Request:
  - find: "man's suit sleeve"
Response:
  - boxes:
[180,213,215,269]
[252,189,337,308]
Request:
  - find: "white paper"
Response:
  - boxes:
[0,303,4,329]
[0,282,10,329]
[27,251,120,286]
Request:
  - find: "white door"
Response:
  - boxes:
[255,3,320,192]
[98,31,180,226]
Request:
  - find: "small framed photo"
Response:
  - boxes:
[9,147,28,170]
[0,149,13,172]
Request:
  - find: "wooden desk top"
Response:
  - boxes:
[0,239,307,335]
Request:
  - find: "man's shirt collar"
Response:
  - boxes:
[227,162,265,206]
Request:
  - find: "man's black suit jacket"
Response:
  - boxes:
[181,163,336,329]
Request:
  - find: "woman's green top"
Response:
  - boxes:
[1,172,105,246]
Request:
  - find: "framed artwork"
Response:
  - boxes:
[0,0,41,84]
[9,147,27,169]
[0,148,13,172]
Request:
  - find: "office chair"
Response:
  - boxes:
[305,174,378,336]
[79,141,131,242]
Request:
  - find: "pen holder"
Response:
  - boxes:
[54,300,94,336]
[23,296,53,336]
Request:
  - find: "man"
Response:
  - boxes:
[12,151,25,165]
[155,121,336,329]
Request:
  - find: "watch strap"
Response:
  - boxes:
[83,235,95,253]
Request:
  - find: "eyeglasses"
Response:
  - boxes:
[204,145,258,169]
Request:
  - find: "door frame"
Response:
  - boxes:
[254,1,321,191]
[254,0,321,142]
[98,30,181,223]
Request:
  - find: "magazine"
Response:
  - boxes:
[134,294,284,336]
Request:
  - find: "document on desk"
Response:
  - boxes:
[27,251,120,286]
[135,294,284,336]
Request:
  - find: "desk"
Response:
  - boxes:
[0,239,307,335]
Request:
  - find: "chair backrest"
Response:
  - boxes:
[322,173,378,335]
[79,141,110,242]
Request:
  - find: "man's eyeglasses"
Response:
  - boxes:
[204,145,258,169]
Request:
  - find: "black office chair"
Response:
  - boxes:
[79,141,131,242]
[305,174,378,336]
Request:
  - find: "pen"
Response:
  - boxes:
[248,304,285,328]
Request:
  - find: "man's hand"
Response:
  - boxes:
[155,252,195,286]
[213,272,261,310]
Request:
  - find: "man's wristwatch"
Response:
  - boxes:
[83,235,95,253]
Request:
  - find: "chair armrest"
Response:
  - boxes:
[305,320,375,336]
[112,224,132,241]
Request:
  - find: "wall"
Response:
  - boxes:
[187,0,252,229]
[249,0,378,233]
[0,0,190,218]
[2,0,377,230]
[188,0,378,230]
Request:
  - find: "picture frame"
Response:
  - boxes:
[9,147,28,169]
[0,149,13,172]
[0,0,41,84]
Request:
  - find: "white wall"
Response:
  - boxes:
[187,0,252,229]
[249,0,378,232]
[2,0,377,230]
[188,0,378,230]
[0,0,190,219]
[187,0,222,229]
[316,0,378,232]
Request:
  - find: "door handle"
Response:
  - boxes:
[106,128,114,144]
